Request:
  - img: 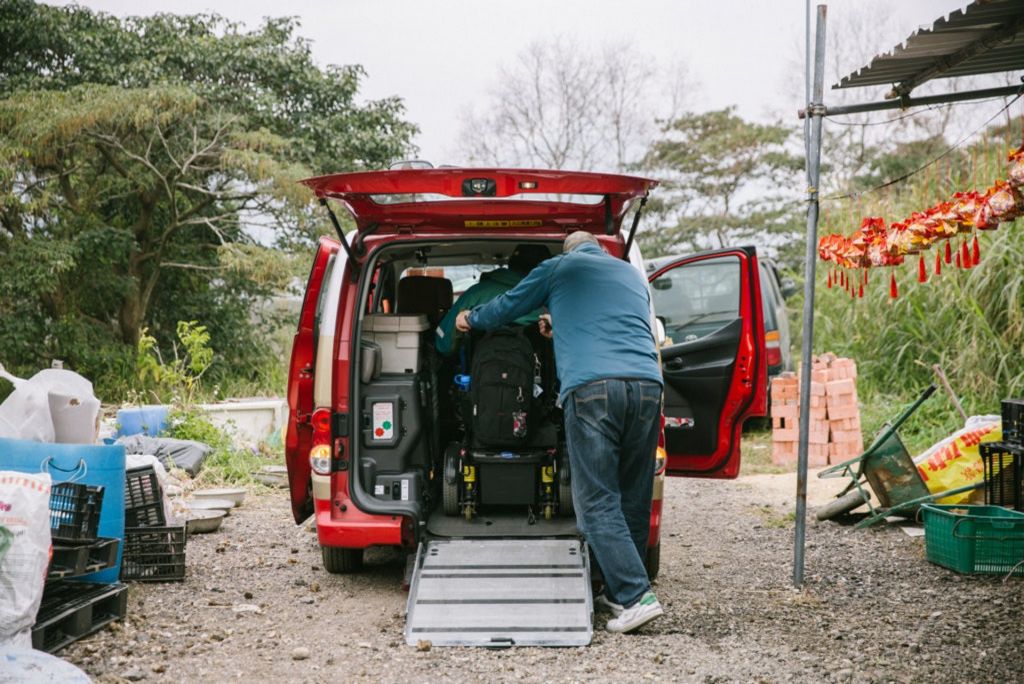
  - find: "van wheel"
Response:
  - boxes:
[645,542,660,581]
[321,545,363,574]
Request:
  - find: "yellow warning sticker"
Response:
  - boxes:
[464,219,543,228]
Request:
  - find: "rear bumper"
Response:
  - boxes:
[313,474,405,549]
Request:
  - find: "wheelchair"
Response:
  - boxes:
[440,324,572,521]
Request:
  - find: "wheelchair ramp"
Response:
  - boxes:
[405,538,592,647]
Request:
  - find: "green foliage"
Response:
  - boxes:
[0,1,417,174]
[135,321,213,406]
[0,1,416,401]
[165,408,270,486]
[638,107,804,265]
[815,127,1023,438]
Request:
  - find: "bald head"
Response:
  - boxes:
[563,231,599,253]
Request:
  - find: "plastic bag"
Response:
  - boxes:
[0,367,100,444]
[0,472,53,649]
[913,416,1001,504]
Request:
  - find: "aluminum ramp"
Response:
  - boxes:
[405,538,592,647]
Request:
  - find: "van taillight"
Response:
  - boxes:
[310,408,333,475]
[765,330,782,367]
[311,408,332,444]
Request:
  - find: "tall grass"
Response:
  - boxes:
[814,130,1023,450]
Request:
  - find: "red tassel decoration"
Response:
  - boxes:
[863,269,869,284]
[960,240,970,269]
[972,235,980,266]
[918,254,927,283]
[827,271,833,288]
[935,250,942,275]
[889,271,898,299]
[858,283,864,298]
[956,250,962,269]
[945,241,952,264]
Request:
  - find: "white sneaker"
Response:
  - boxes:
[593,593,624,617]
[605,591,663,633]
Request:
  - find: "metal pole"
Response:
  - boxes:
[797,82,1024,119]
[794,3,827,589]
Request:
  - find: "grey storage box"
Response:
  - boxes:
[361,314,430,374]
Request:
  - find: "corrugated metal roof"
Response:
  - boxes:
[834,0,1024,95]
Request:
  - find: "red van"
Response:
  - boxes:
[285,168,768,577]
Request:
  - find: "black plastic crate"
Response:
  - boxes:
[1002,399,1024,446]
[32,581,128,653]
[49,482,104,544]
[124,465,166,528]
[981,441,1023,511]
[120,526,186,582]
[48,537,120,581]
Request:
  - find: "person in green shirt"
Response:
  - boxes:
[435,244,550,356]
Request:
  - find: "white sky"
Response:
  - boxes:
[54,0,970,164]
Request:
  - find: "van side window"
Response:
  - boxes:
[312,254,336,341]
[650,255,740,343]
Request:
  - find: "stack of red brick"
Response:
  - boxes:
[770,354,864,466]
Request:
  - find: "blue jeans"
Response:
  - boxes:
[564,378,662,607]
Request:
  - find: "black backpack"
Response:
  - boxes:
[470,328,535,447]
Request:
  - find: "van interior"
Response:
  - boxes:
[353,238,579,539]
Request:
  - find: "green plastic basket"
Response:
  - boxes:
[921,504,1024,576]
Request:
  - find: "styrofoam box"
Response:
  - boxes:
[362,314,430,374]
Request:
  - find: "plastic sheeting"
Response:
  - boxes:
[117,435,211,476]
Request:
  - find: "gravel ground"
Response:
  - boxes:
[64,467,1024,683]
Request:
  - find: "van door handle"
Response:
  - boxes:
[665,357,684,371]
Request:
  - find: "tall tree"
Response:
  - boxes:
[457,39,689,172]
[0,1,417,175]
[0,2,418,396]
[639,108,804,263]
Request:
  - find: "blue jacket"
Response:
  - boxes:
[468,242,663,404]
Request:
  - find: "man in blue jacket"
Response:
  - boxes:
[435,244,549,357]
[456,231,664,633]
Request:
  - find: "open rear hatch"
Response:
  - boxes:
[301,168,656,235]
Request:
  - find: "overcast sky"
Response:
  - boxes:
[55,0,970,164]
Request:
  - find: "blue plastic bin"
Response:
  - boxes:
[0,437,126,583]
[116,405,169,437]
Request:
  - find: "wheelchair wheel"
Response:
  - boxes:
[442,444,460,516]
[558,458,574,517]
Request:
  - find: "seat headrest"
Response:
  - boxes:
[397,276,453,324]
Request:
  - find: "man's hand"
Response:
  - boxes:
[538,313,553,339]
[455,310,472,332]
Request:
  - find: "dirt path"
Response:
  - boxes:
[66,469,1023,683]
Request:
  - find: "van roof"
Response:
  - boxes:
[300,168,657,234]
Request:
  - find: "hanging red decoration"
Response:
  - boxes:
[813,141,1023,304]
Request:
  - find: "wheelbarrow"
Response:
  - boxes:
[816,384,984,528]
